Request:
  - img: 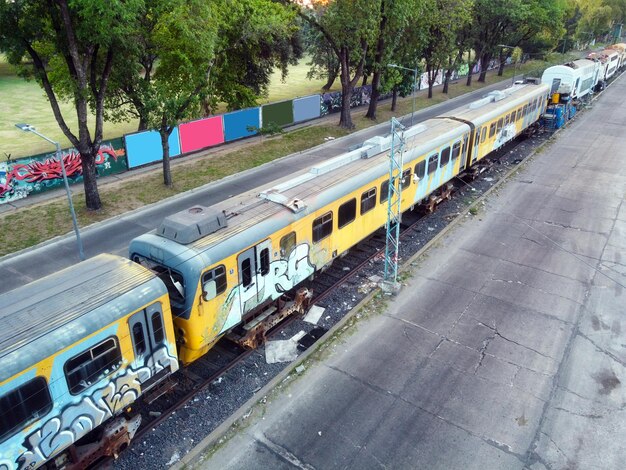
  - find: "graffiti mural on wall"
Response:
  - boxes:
[321,85,373,116]
[0,138,127,205]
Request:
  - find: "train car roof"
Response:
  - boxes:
[0,254,167,383]
[133,117,469,269]
[441,82,549,125]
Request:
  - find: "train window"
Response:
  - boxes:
[414,161,426,180]
[489,123,496,138]
[532,98,537,110]
[280,232,297,257]
[427,154,438,174]
[338,199,357,228]
[504,114,509,126]
[451,141,461,161]
[516,108,523,121]
[150,265,185,305]
[401,169,411,189]
[496,118,503,133]
[481,127,487,142]
[203,265,227,296]
[474,128,481,145]
[151,312,165,344]
[380,180,390,203]
[0,377,52,442]
[132,323,146,355]
[241,258,253,287]
[523,104,528,116]
[65,338,122,395]
[440,147,451,166]
[312,212,333,243]
[259,248,270,276]
[360,188,377,214]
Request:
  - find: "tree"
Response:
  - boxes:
[422,0,473,98]
[303,21,341,91]
[0,0,141,210]
[288,0,380,129]
[109,0,299,186]
[364,0,424,120]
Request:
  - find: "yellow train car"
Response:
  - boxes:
[0,254,178,469]
[442,82,550,168]
[129,82,549,365]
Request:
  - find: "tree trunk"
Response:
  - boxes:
[442,68,453,94]
[466,61,475,86]
[80,146,102,210]
[497,51,506,76]
[138,115,148,132]
[478,54,490,82]
[322,66,338,91]
[361,74,368,86]
[365,2,387,121]
[339,47,359,129]
[365,68,381,119]
[339,80,354,129]
[160,128,172,187]
[391,88,398,111]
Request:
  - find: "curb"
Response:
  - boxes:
[174,91,580,468]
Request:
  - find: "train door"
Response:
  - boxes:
[238,246,258,313]
[472,127,481,164]
[461,133,470,169]
[128,303,167,389]
[255,239,272,303]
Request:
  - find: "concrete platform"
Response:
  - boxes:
[178,74,626,469]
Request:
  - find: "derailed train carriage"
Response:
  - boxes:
[129,81,550,365]
[0,255,178,469]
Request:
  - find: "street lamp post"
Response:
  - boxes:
[387,63,418,126]
[497,45,518,86]
[15,124,85,261]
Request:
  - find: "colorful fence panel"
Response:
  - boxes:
[0,138,127,205]
[293,95,321,123]
[179,116,224,154]
[261,100,294,128]
[125,128,181,169]
[223,108,260,142]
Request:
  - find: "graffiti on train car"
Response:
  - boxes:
[12,346,176,470]
[214,243,316,335]
[0,139,127,205]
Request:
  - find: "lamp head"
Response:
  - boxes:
[15,123,35,132]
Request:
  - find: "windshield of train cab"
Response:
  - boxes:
[132,254,186,316]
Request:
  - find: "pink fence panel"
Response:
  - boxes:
[179,116,225,154]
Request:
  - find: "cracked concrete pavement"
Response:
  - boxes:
[184,76,626,469]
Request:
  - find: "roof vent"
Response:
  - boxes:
[158,205,227,244]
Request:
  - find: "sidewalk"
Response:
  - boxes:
[178,70,626,469]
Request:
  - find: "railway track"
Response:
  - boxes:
[107,130,540,469]
[107,69,624,468]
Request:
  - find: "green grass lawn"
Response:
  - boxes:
[0,54,339,160]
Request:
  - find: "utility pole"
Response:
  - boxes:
[381,117,405,293]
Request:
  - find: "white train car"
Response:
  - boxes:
[541,59,600,100]
[602,49,621,80]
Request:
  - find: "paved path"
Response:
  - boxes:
[0,79,514,294]
[184,75,626,469]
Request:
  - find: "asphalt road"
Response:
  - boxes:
[186,71,626,469]
[0,78,514,294]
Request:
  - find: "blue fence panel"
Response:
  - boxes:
[293,95,321,123]
[125,128,181,169]
[223,108,260,142]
